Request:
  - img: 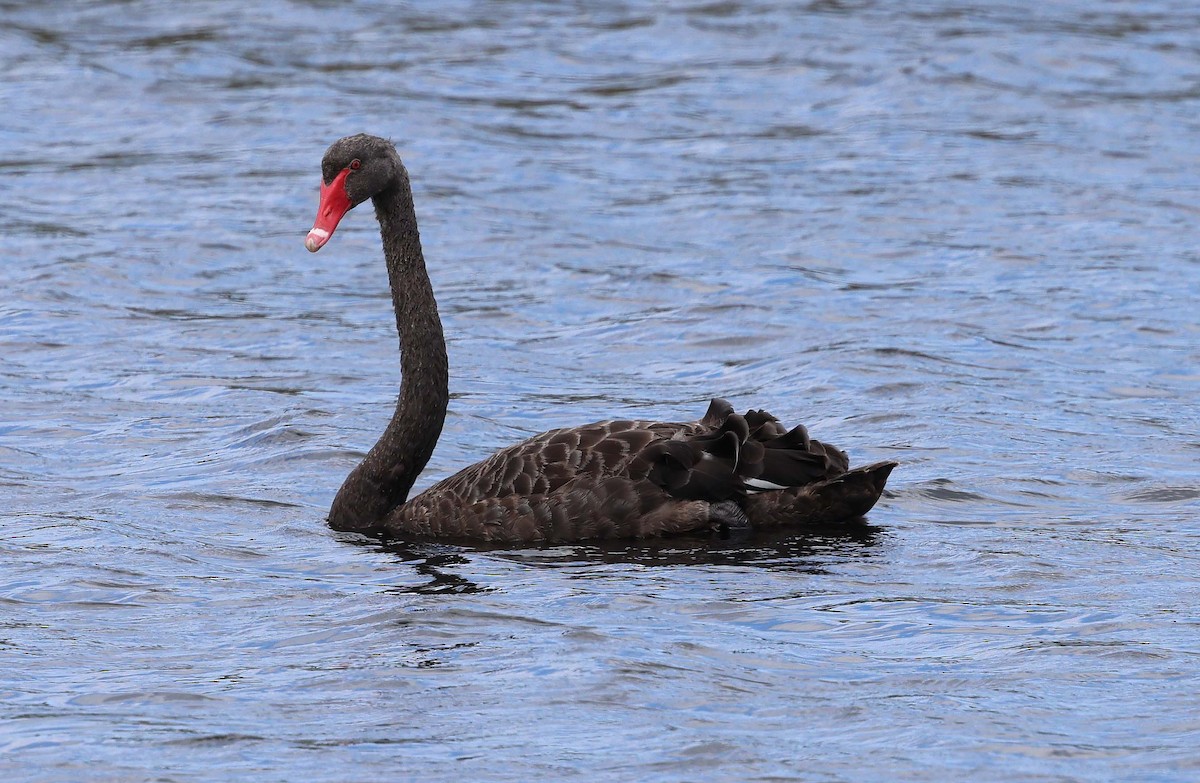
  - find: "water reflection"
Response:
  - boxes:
[375,545,494,595]
[365,524,882,593]
[522,524,882,570]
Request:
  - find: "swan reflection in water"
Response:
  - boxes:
[356,524,884,595]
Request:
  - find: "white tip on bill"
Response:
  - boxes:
[305,227,330,253]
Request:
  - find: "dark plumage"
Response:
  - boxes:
[306,134,896,544]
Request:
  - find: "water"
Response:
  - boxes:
[2,1,1198,780]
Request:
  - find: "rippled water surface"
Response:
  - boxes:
[3,1,1199,780]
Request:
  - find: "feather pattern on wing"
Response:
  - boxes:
[386,398,896,543]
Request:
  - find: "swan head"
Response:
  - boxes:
[306,134,402,252]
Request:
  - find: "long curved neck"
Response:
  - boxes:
[329,173,449,532]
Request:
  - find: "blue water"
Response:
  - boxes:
[2,2,1198,780]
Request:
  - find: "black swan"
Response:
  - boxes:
[306,133,896,544]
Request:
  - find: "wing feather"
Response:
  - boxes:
[386,397,891,541]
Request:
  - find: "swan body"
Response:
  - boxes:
[307,134,895,544]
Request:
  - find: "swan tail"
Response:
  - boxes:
[639,399,895,525]
[743,461,897,528]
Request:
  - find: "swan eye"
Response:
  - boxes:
[349,159,361,170]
